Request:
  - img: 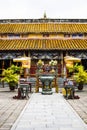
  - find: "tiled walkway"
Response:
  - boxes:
[11,93,87,130]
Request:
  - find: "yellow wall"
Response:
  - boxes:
[57,34,64,37]
[29,34,42,38]
[50,34,64,37]
[20,34,29,38]
[50,34,57,37]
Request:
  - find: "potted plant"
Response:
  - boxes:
[49,60,57,66]
[1,65,21,90]
[73,65,87,90]
[49,60,57,73]
[37,60,44,68]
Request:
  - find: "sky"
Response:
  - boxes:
[0,0,87,19]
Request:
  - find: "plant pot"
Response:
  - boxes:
[9,85,15,91]
[9,82,16,91]
[78,83,83,90]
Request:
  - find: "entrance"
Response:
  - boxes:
[81,59,87,70]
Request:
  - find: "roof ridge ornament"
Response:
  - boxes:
[43,11,47,19]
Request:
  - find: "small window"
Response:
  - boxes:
[84,33,87,37]
[21,34,29,38]
[64,34,70,38]
[43,34,49,37]
[8,34,20,38]
[72,34,77,37]
[1,34,7,38]
[78,33,83,37]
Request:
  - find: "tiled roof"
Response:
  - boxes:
[0,23,87,33]
[0,38,87,50]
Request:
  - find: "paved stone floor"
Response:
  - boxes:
[0,86,87,130]
[67,86,87,124]
[0,87,31,130]
[11,93,87,130]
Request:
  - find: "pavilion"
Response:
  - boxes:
[0,15,87,76]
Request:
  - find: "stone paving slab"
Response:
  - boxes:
[67,86,87,124]
[0,87,29,130]
[11,93,87,130]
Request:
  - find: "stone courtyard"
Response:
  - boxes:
[0,85,87,130]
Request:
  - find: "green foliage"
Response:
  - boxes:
[68,63,79,73]
[9,64,21,74]
[1,65,21,86]
[73,65,87,84]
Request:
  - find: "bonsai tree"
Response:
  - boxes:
[1,65,21,90]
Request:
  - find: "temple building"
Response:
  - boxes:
[0,15,87,76]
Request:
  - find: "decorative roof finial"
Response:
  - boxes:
[44,11,47,19]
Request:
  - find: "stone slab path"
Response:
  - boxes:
[11,93,87,130]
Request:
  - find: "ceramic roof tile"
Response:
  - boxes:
[0,39,87,50]
[0,23,87,33]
